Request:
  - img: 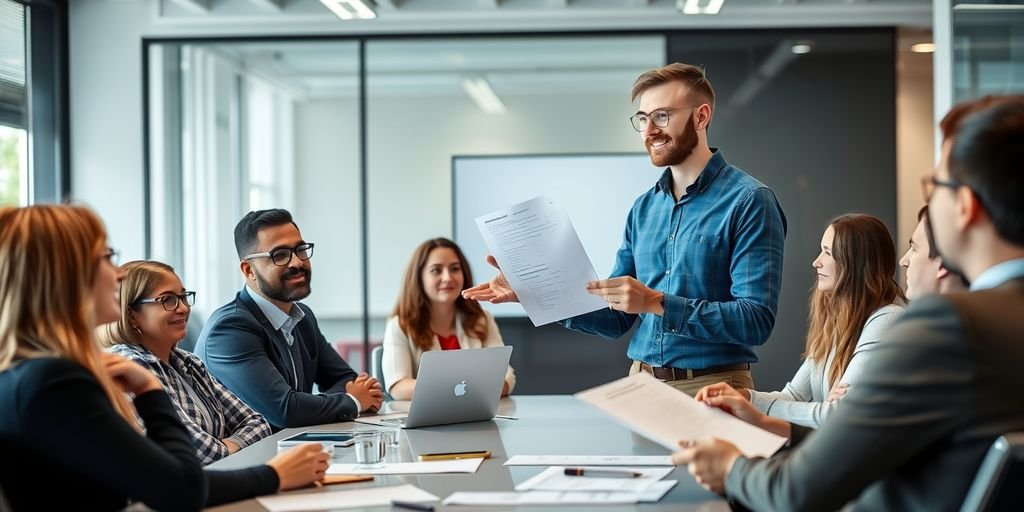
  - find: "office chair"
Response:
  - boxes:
[370,345,391,401]
[960,432,1024,512]
[0,481,11,512]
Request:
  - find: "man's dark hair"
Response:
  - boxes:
[233,209,298,259]
[942,95,1024,246]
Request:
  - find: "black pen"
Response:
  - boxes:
[563,467,642,478]
[391,499,435,511]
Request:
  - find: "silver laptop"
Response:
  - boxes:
[357,345,513,429]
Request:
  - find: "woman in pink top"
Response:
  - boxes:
[382,238,516,400]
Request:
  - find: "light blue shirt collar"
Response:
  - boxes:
[969,258,1024,291]
[245,284,305,333]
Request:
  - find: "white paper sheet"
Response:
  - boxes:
[505,455,674,466]
[516,466,672,493]
[475,196,607,326]
[442,481,677,506]
[326,458,483,475]
[255,484,438,512]
[443,490,639,506]
[575,372,788,458]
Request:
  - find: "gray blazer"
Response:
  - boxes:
[726,278,1024,511]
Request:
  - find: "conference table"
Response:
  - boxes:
[206,395,730,511]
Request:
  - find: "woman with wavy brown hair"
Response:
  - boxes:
[382,237,515,400]
[696,214,906,428]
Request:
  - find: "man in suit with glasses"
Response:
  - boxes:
[197,209,383,430]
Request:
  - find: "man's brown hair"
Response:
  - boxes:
[630,63,716,108]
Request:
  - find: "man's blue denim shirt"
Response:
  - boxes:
[563,149,787,369]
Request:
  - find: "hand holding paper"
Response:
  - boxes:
[472,196,607,325]
[574,372,787,458]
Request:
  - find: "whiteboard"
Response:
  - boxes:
[453,153,659,318]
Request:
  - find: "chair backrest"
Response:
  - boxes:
[961,432,1024,512]
[0,480,11,512]
[370,345,389,400]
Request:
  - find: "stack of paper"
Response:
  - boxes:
[443,466,677,506]
[326,458,483,475]
[256,484,437,512]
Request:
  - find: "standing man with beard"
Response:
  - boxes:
[465,63,787,395]
[196,209,383,430]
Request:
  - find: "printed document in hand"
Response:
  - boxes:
[575,372,787,458]
[475,196,607,326]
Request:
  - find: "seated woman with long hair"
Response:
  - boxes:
[0,205,326,511]
[697,213,906,428]
[102,260,273,465]
[383,238,516,400]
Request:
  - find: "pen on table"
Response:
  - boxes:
[564,468,642,478]
[391,499,435,511]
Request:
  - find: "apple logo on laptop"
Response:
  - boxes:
[454,380,467,397]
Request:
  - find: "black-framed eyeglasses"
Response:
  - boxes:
[101,247,119,266]
[629,106,699,132]
[135,291,196,311]
[242,243,315,266]
[921,174,964,202]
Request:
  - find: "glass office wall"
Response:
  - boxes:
[364,36,665,336]
[952,1,1024,102]
[146,41,362,353]
[0,0,26,206]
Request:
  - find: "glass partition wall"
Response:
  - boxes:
[146,30,898,391]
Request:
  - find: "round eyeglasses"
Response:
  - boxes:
[242,243,315,266]
[629,106,699,132]
[135,291,196,311]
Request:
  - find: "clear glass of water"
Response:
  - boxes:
[379,427,400,449]
[353,431,385,468]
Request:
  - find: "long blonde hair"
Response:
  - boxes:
[0,205,138,427]
[805,214,906,388]
[100,260,178,348]
[393,238,488,351]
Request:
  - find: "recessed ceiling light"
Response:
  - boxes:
[791,43,813,55]
[911,43,936,53]
[320,0,376,20]
[679,0,725,15]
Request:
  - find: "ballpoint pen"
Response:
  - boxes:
[391,499,436,511]
[564,468,643,478]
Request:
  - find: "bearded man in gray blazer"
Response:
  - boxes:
[672,95,1024,511]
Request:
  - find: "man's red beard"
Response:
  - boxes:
[645,115,698,167]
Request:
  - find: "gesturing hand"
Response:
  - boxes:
[586,276,664,315]
[462,255,519,304]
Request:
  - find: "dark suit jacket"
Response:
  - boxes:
[726,278,1024,511]
[195,287,358,429]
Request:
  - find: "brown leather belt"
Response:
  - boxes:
[639,362,750,381]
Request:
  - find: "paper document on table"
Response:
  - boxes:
[442,482,677,506]
[326,458,483,475]
[575,372,787,458]
[505,455,673,466]
[442,491,639,506]
[516,466,672,493]
[255,484,437,512]
[475,196,607,326]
